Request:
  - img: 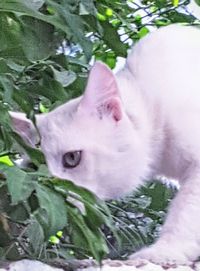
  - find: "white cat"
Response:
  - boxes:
[11,24,200,265]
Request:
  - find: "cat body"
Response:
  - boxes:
[12,25,200,265]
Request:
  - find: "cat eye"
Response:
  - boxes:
[62,151,82,168]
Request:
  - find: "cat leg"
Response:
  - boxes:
[129,173,200,265]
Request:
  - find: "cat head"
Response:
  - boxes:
[11,62,150,199]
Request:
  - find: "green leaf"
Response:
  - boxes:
[37,75,69,102]
[105,8,113,17]
[79,0,97,16]
[68,206,108,262]
[95,51,116,69]
[26,218,45,254]
[0,0,44,13]
[20,17,55,61]
[0,104,13,153]
[172,0,179,7]
[155,0,168,8]
[166,11,196,23]
[11,131,45,166]
[138,27,149,38]
[50,178,116,261]
[35,184,68,238]
[6,59,25,73]
[8,202,29,221]
[195,0,200,6]
[51,67,77,87]
[99,21,127,57]
[39,103,49,113]
[97,12,106,21]
[0,165,35,204]
[138,181,177,212]
[51,178,114,228]
[12,89,35,114]
[0,46,27,64]
[0,155,13,166]
[51,178,99,204]
[49,235,60,244]
[0,14,21,52]
[0,103,11,128]
[0,59,13,74]
[0,14,28,65]
[0,74,14,104]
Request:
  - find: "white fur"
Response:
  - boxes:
[12,24,200,264]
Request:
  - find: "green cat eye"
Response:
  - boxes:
[62,151,82,168]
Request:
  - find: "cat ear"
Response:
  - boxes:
[9,112,39,146]
[79,61,122,122]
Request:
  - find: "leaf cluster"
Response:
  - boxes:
[105,180,177,259]
[0,164,113,262]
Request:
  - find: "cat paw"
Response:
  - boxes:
[129,245,193,267]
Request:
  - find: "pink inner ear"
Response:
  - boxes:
[105,98,122,122]
[78,61,123,121]
[12,118,31,132]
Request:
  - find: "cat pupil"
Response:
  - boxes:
[62,151,82,168]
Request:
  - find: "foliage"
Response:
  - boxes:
[106,180,177,259]
[0,0,199,264]
[0,164,112,262]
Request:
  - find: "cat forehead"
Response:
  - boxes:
[37,114,85,154]
[36,97,103,147]
[37,97,81,131]
[36,94,117,150]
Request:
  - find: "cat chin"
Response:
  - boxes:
[94,180,146,200]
